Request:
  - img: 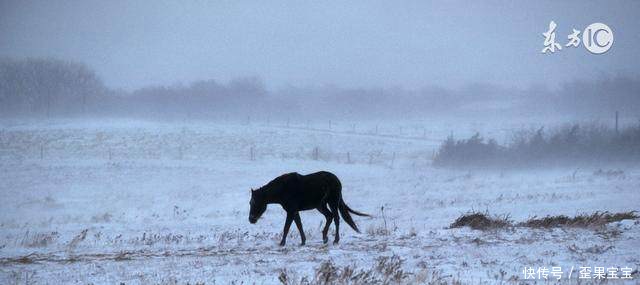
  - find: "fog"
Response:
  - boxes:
[1,57,639,122]
[1,1,640,126]
[2,2,640,283]
[2,1,639,91]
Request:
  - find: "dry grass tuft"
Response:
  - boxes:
[15,255,34,264]
[451,211,637,231]
[449,211,512,230]
[519,211,638,228]
[279,255,409,285]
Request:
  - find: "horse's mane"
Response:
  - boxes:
[261,172,298,191]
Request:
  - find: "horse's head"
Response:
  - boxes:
[249,188,267,224]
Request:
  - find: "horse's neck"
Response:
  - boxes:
[260,184,282,204]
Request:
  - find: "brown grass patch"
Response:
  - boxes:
[451,211,637,231]
[449,211,512,230]
[518,211,637,228]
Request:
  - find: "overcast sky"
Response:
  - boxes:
[1,1,639,91]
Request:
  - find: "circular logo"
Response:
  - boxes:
[582,23,613,54]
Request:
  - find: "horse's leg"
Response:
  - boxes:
[317,205,332,244]
[293,212,306,246]
[329,202,340,244]
[280,212,294,246]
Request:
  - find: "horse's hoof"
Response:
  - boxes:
[333,240,339,245]
[323,238,328,244]
[279,241,286,246]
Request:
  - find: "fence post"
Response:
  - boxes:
[391,152,396,168]
[40,144,44,160]
[615,111,619,134]
[347,152,351,164]
[250,146,255,161]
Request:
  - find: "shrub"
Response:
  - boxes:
[433,123,640,168]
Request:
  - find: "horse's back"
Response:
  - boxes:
[302,171,340,188]
[302,171,338,180]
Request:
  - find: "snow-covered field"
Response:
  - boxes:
[0,119,638,284]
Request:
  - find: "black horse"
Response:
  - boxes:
[249,171,369,246]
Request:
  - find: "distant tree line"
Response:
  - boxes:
[112,76,271,118]
[0,58,273,119]
[0,58,106,117]
[1,57,638,119]
[523,77,640,116]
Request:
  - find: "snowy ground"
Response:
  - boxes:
[0,119,638,284]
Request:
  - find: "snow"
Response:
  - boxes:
[0,119,638,284]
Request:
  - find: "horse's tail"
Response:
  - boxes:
[339,198,370,233]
